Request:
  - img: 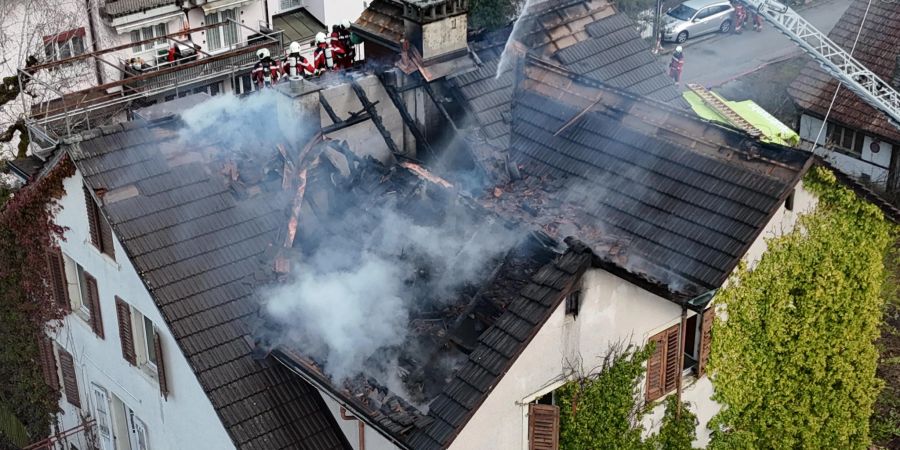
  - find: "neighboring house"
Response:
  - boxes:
[788,0,900,192]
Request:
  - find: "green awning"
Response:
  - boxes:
[684,91,800,147]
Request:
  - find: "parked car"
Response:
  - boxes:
[662,0,735,43]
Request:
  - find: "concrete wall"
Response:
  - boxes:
[48,169,235,450]
[421,15,467,61]
[799,114,894,188]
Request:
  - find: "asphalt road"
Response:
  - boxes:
[658,0,854,87]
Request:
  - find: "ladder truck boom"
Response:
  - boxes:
[737,0,900,129]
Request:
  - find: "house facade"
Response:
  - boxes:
[788,0,900,192]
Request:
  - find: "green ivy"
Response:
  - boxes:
[556,345,697,450]
[468,0,519,31]
[707,166,897,449]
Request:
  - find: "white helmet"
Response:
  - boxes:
[341,19,351,29]
[315,32,327,44]
[289,41,302,54]
[675,45,683,53]
[257,48,270,60]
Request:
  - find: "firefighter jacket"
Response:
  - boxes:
[252,58,281,87]
[283,54,315,78]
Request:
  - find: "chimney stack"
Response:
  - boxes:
[400,0,469,64]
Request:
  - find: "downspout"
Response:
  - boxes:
[340,407,366,450]
[675,304,687,419]
[85,0,104,85]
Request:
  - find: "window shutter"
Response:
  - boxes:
[645,331,666,401]
[663,325,680,394]
[698,305,716,377]
[84,186,100,248]
[154,332,169,400]
[115,297,136,365]
[84,272,104,339]
[528,404,559,450]
[46,249,70,311]
[57,348,81,408]
[99,214,115,260]
[37,336,60,391]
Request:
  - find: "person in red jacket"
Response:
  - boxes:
[313,32,345,73]
[732,2,747,34]
[669,46,684,85]
[251,48,281,88]
[282,41,316,79]
[331,20,354,69]
[750,10,763,31]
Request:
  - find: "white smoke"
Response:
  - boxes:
[495,0,540,78]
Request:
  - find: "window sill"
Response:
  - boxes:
[84,239,120,270]
[136,362,159,385]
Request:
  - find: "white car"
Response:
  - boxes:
[662,0,735,43]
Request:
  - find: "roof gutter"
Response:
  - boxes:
[270,348,413,450]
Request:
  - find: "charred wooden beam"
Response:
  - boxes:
[349,79,401,155]
[379,74,435,159]
[319,95,342,125]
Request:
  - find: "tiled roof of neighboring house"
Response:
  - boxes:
[405,241,593,450]
[63,120,351,450]
[102,0,178,18]
[483,57,814,300]
[353,0,405,50]
[788,0,900,143]
[273,8,326,43]
[448,1,685,181]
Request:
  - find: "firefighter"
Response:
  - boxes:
[732,2,747,34]
[334,19,355,68]
[282,41,315,79]
[252,48,281,88]
[751,10,763,31]
[313,31,345,73]
[669,46,684,85]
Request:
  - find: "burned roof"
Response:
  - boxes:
[64,119,351,450]
[449,1,685,181]
[485,57,814,300]
[101,0,178,18]
[354,0,406,50]
[788,0,900,143]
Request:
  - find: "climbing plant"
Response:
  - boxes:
[469,0,520,30]
[0,155,73,449]
[707,166,897,449]
[556,344,697,450]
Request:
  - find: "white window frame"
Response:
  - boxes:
[62,254,91,318]
[130,307,159,375]
[91,384,115,450]
[43,29,86,62]
[130,23,169,56]
[205,8,239,52]
[128,408,150,450]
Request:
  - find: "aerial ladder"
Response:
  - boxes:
[735,0,900,130]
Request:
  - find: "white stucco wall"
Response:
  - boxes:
[308,0,365,28]
[48,169,235,450]
[320,395,402,450]
[798,114,894,188]
[421,15,467,60]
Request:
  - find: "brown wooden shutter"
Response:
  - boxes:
[115,297,136,365]
[36,336,60,391]
[83,186,101,248]
[98,214,115,259]
[528,404,559,450]
[698,305,716,377]
[57,348,81,408]
[84,272,104,339]
[46,249,70,311]
[154,331,169,400]
[662,325,681,394]
[645,331,666,401]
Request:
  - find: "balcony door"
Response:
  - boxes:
[91,384,115,450]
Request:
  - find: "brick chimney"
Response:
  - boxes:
[400,0,469,64]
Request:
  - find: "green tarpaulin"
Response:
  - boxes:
[684,91,800,147]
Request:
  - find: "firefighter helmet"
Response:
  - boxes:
[289,41,302,54]
[675,45,683,53]
[315,32,327,44]
[341,19,351,29]
[257,48,270,60]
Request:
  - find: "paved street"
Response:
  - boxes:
[658,0,853,87]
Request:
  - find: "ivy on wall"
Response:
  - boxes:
[707,166,897,449]
[556,345,697,450]
[0,155,74,449]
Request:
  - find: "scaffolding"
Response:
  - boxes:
[19,19,284,152]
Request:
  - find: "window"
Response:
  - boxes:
[58,346,81,408]
[128,409,150,450]
[826,122,865,156]
[785,190,795,211]
[84,186,115,259]
[205,9,239,51]
[130,23,168,53]
[280,0,303,10]
[61,254,104,338]
[645,306,715,402]
[43,28,86,62]
[37,336,60,392]
[528,403,559,450]
[91,384,114,450]
[565,290,581,316]
[116,298,169,398]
